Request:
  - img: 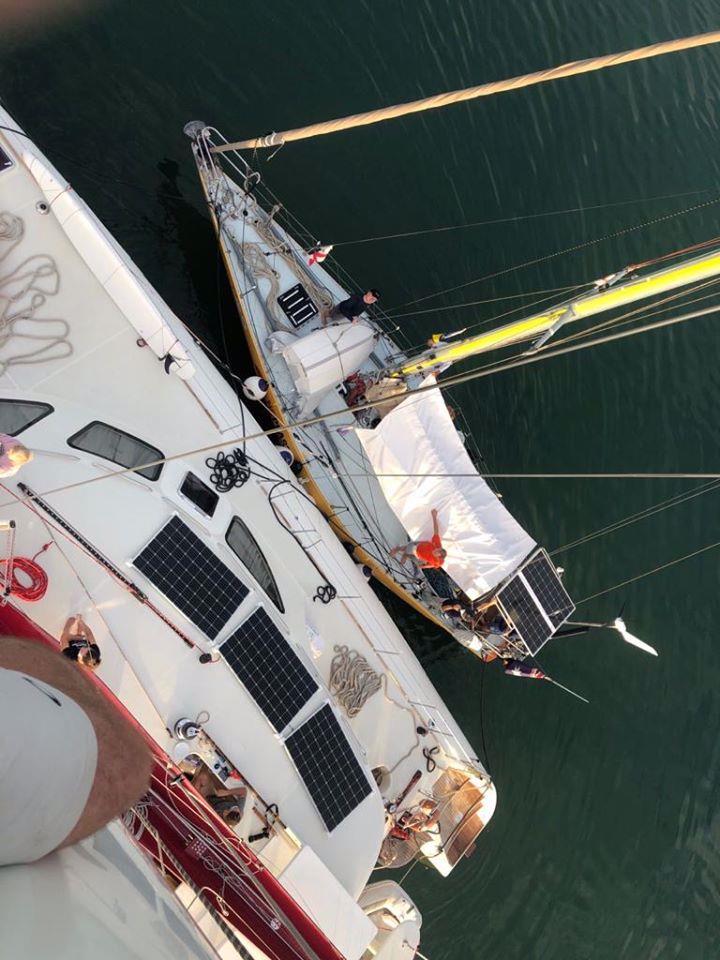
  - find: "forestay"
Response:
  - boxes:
[356,376,535,598]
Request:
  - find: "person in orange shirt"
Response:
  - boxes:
[390,509,447,569]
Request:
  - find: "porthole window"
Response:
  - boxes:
[0,399,53,435]
[68,421,163,481]
[226,516,283,612]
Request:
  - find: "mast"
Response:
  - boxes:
[391,244,720,376]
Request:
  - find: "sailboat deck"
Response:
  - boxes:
[208,166,461,616]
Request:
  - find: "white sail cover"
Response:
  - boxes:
[356,376,535,598]
[283,321,376,397]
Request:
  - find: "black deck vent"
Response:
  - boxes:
[278,283,318,327]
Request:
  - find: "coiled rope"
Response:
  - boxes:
[328,643,382,717]
[0,554,49,602]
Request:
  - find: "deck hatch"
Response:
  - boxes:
[132,515,248,639]
[285,704,372,832]
[0,146,12,174]
[180,472,219,517]
[496,549,575,655]
[277,283,318,327]
[219,607,317,730]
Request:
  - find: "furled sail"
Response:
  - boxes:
[356,376,535,599]
[395,244,720,376]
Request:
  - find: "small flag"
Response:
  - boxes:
[308,244,333,266]
[503,659,547,681]
[504,658,589,702]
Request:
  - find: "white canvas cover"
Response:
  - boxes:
[356,376,536,598]
[283,321,376,397]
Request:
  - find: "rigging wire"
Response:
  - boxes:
[394,193,720,308]
[384,283,588,321]
[393,278,720,388]
[478,658,491,774]
[388,268,720,384]
[463,253,720,347]
[331,188,718,247]
[5,125,719,617]
[2,299,720,512]
[575,538,720,605]
[551,479,720,555]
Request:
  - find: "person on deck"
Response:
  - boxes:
[0,433,32,479]
[389,800,440,840]
[390,508,447,570]
[188,764,248,828]
[60,615,102,672]
[324,289,380,325]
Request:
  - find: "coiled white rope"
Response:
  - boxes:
[329,643,382,717]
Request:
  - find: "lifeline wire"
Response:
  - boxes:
[1,298,719,513]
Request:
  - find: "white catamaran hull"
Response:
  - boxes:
[0,105,495,959]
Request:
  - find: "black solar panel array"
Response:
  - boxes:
[285,704,373,832]
[220,607,318,731]
[497,550,575,655]
[497,577,550,655]
[133,515,248,639]
[522,552,574,627]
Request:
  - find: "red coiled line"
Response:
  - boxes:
[0,551,50,603]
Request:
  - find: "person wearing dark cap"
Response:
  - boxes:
[324,289,380,325]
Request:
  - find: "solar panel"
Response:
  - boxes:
[496,550,575,655]
[522,551,574,627]
[497,577,551,655]
[285,704,373,832]
[133,515,248,639]
[277,283,318,327]
[220,607,318,730]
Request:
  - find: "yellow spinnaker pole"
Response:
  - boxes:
[213,31,720,152]
[396,246,720,375]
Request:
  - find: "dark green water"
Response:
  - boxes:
[3,2,720,957]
